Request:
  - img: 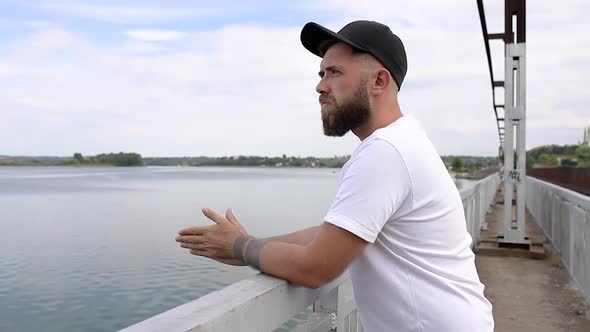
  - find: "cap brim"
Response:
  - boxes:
[300,22,367,57]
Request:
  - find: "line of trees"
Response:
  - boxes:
[64,152,144,166]
[10,145,588,170]
[143,155,351,168]
[526,144,590,168]
[442,155,499,173]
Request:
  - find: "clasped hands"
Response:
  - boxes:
[176,208,252,266]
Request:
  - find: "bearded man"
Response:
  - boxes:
[176,20,494,332]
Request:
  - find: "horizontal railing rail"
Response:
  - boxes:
[120,271,358,332]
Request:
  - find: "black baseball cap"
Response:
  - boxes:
[300,20,407,91]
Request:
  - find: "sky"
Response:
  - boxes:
[0,0,588,158]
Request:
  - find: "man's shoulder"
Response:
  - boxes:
[372,115,427,147]
[351,136,403,165]
[343,137,410,184]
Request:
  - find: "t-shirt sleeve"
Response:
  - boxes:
[324,138,411,243]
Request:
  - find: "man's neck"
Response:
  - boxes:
[353,106,403,141]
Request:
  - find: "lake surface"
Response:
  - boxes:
[0,166,342,331]
[0,166,470,331]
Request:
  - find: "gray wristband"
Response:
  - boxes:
[245,239,268,270]
[233,235,249,261]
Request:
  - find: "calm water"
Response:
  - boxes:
[0,167,341,331]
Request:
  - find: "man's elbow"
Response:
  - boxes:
[292,256,334,289]
[296,274,326,289]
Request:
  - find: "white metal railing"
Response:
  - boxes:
[121,272,359,332]
[459,172,502,246]
[120,173,501,332]
[525,176,590,303]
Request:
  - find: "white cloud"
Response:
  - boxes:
[22,28,77,51]
[32,2,196,24]
[125,29,187,42]
[0,24,357,157]
[121,41,170,54]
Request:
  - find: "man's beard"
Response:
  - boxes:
[320,79,370,137]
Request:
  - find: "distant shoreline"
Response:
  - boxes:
[0,163,339,169]
[0,163,122,167]
[0,154,499,170]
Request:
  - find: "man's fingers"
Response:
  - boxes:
[179,242,205,250]
[226,208,240,225]
[176,235,206,244]
[202,208,228,225]
[178,225,211,236]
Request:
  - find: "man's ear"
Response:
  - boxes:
[371,68,393,95]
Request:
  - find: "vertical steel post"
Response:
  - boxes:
[500,0,529,247]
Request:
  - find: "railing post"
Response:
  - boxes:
[336,277,357,331]
[314,286,338,331]
[313,274,358,331]
[500,0,530,248]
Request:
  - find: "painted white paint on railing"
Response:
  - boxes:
[525,176,590,303]
[459,173,501,246]
[121,273,352,332]
[120,173,500,332]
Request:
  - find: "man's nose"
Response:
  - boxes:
[316,78,329,94]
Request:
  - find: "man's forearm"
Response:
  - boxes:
[231,226,322,284]
[266,226,320,246]
[247,240,325,288]
[232,223,357,289]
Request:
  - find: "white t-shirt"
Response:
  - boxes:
[324,115,494,332]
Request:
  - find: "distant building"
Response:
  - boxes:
[584,127,590,146]
[556,154,577,167]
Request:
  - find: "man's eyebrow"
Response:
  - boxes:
[318,65,342,77]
